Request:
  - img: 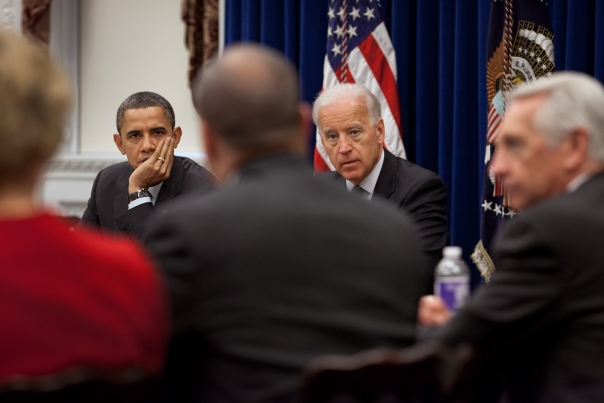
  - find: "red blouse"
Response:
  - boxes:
[0,213,169,387]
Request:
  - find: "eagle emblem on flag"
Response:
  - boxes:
[473,0,555,281]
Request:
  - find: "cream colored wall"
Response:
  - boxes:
[80,0,202,154]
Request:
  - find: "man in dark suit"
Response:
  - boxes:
[419,72,604,403]
[146,44,429,403]
[313,84,449,272]
[79,92,214,240]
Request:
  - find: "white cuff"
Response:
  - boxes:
[128,197,152,209]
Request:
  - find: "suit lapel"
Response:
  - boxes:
[373,149,397,200]
[156,156,184,206]
[113,187,129,229]
[113,163,134,230]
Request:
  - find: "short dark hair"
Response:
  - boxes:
[192,44,300,150]
[116,91,175,133]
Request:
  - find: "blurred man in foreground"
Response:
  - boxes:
[80,91,214,241]
[314,84,449,273]
[146,44,428,402]
[0,30,168,396]
[420,72,604,403]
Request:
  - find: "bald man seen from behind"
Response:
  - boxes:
[146,44,430,402]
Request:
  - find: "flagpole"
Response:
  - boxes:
[472,0,556,283]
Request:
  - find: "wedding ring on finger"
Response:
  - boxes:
[158,156,166,162]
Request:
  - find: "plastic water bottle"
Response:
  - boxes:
[434,246,470,311]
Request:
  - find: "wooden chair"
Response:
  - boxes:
[0,372,159,403]
[301,341,475,403]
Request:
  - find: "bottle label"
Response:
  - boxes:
[435,276,469,311]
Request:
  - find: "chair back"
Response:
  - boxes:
[301,341,474,403]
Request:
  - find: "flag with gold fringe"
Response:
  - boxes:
[472,0,555,281]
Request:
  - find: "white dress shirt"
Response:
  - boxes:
[566,171,595,193]
[345,149,385,200]
[128,182,163,209]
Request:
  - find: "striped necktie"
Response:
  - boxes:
[351,185,370,199]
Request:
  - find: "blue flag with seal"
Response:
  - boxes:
[472,0,555,281]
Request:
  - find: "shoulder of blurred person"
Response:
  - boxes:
[145,44,430,403]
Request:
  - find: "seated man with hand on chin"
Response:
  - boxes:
[80,92,215,241]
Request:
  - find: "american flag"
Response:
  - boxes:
[314,0,406,172]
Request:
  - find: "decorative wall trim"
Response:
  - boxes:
[44,152,208,177]
[0,0,21,32]
[39,154,124,217]
[58,201,89,218]
[45,157,123,176]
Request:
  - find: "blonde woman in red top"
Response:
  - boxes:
[0,30,169,400]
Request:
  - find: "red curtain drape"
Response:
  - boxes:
[22,0,52,45]
[182,0,219,87]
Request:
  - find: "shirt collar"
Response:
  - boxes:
[148,182,163,205]
[566,171,594,193]
[345,148,384,199]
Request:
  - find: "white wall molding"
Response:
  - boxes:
[219,0,225,55]
[45,153,125,178]
[40,153,124,217]
[49,0,80,154]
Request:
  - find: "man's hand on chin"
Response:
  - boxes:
[128,137,175,194]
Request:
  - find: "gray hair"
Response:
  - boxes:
[312,84,381,131]
[116,91,175,133]
[192,44,300,150]
[508,72,604,163]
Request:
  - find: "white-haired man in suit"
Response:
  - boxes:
[420,72,604,403]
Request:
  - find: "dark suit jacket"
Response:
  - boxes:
[146,153,429,403]
[438,172,604,403]
[79,156,214,241]
[325,149,449,274]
